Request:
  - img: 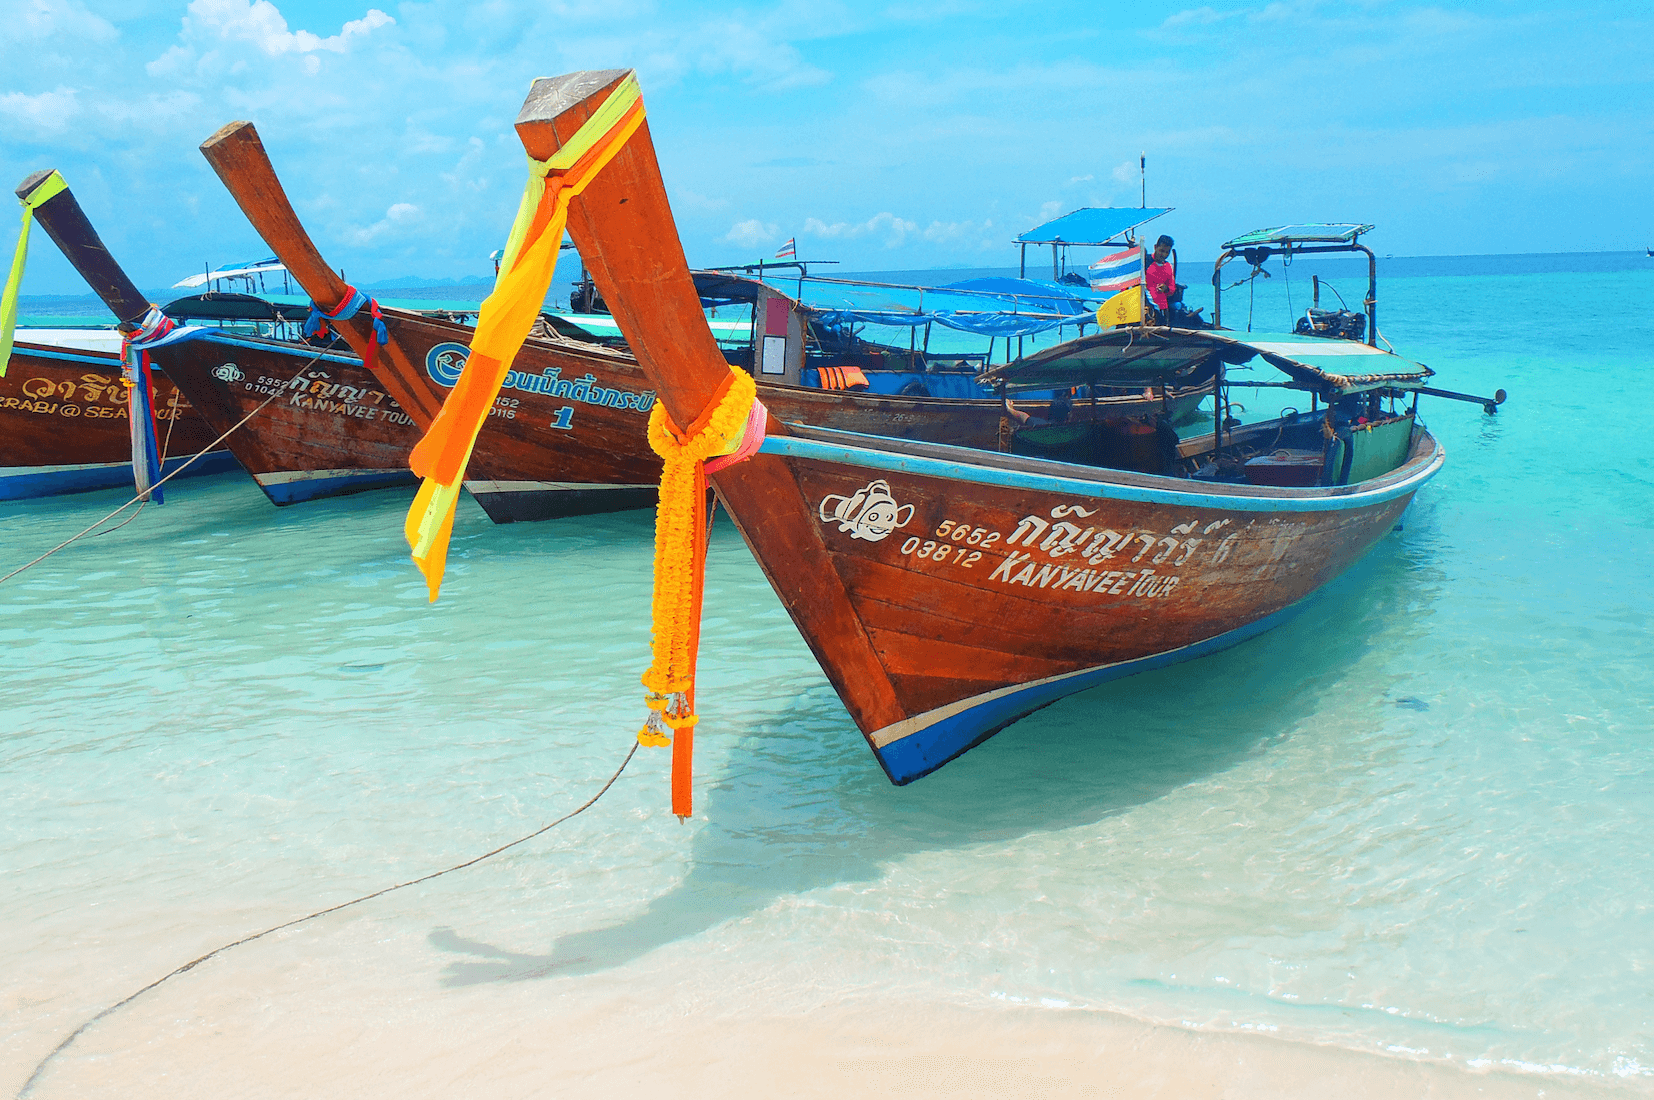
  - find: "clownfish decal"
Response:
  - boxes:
[818,479,915,543]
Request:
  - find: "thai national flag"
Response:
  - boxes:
[774,237,796,259]
[1088,246,1144,294]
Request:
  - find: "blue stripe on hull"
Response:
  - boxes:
[0,451,241,501]
[256,470,417,505]
[759,429,1442,514]
[874,600,1306,785]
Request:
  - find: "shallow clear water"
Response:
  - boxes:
[3,257,1652,1094]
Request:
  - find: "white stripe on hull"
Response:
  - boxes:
[3,461,128,476]
[254,468,409,486]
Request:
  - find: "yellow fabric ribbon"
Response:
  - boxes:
[1,170,69,379]
[404,74,646,600]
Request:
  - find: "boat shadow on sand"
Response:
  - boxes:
[427,511,1447,988]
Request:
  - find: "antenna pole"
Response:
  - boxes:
[1140,153,1146,209]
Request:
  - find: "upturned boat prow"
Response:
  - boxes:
[4,170,239,499]
[519,69,1447,786]
[199,119,665,521]
[199,121,444,428]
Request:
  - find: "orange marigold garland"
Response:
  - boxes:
[640,368,762,818]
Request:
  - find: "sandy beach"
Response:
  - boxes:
[13,979,1645,1099]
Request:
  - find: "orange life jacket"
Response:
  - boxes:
[817,365,870,390]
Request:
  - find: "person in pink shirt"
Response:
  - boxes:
[1145,234,1178,313]
[1143,234,1207,326]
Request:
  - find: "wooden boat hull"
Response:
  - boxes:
[148,329,419,504]
[394,316,662,520]
[720,423,1444,783]
[353,313,1209,510]
[194,121,1212,520]
[490,68,1457,786]
[0,341,238,500]
[761,383,1205,449]
[147,323,658,518]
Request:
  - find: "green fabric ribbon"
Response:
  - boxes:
[0,170,69,378]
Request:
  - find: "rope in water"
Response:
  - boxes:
[0,346,330,587]
[82,390,185,541]
[18,741,640,1098]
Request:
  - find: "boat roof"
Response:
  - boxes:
[1015,207,1172,246]
[1222,224,1374,249]
[550,310,753,344]
[171,258,287,289]
[161,290,499,322]
[163,292,310,322]
[10,327,123,354]
[980,328,1433,395]
[691,269,795,306]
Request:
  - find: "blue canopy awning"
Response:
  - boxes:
[938,277,1090,315]
[812,309,1082,339]
[809,277,1094,339]
[1015,207,1172,246]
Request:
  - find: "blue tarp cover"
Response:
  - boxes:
[1015,207,1172,245]
[811,278,1093,338]
[940,277,1090,314]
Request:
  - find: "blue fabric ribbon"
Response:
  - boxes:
[303,285,388,345]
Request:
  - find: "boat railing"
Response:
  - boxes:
[701,261,1103,316]
[1211,238,1378,345]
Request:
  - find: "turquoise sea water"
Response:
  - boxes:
[3,256,1652,1094]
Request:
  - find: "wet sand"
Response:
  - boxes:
[13,985,1642,1099]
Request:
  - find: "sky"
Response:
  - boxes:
[2,0,1650,293]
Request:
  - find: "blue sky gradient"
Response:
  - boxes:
[3,0,1650,293]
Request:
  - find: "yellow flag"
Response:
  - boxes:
[1095,286,1143,329]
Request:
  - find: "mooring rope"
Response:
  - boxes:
[84,391,182,542]
[0,347,329,587]
[18,741,640,1098]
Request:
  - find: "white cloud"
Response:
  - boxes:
[19,0,116,41]
[1249,2,1300,24]
[0,87,80,133]
[723,219,779,248]
[920,218,994,246]
[351,202,422,244]
[440,137,490,192]
[147,0,395,77]
[183,0,394,56]
[145,45,193,78]
[675,189,730,213]
[1160,6,1240,29]
[803,212,918,248]
[94,89,203,126]
[691,18,831,91]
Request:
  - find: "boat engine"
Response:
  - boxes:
[1295,308,1366,341]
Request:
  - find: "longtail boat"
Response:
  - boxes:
[3,174,238,500]
[11,170,428,506]
[0,339,236,500]
[195,123,1202,522]
[496,69,1504,787]
[141,327,421,503]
